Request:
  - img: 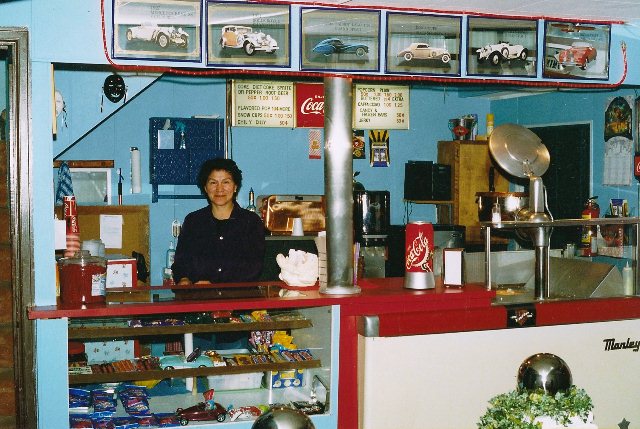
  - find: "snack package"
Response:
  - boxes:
[69,414,93,429]
[69,388,91,411]
[118,384,151,416]
[91,389,117,413]
[111,416,140,429]
[90,417,113,429]
[136,414,159,428]
[154,413,181,427]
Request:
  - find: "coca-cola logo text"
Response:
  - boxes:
[405,232,432,272]
[300,97,324,115]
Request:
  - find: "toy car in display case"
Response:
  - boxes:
[219,25,279,55]
[476,41,528,65]
[159,348,213,370]
[228,405,263,422]
[176,402,227,425]
[397,42,451,63]
[312,38,369,57]
[557,41,597,69]
[126,24,189,49]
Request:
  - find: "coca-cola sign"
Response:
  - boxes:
[296,83,324,128]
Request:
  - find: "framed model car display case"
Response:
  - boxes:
[207,2,290,67]
[467,17,537,77]
[385,13,461,76]
[112,0,202,62]
[300,8,380,72]
[543,21,610,80]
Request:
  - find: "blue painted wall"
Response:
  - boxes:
[491,89,639,214]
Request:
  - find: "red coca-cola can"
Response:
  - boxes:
[63,195,77,218]
[63,196,80,234]
[404,221,436,290]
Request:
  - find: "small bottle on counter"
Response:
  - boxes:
[623,261,634,295]
[246,187,257,213]
[486,113,495,138]
[166,241,175,268]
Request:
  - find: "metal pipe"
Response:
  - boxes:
[321,76,360,295]
[534,243,550,300]
[484,226,491,290]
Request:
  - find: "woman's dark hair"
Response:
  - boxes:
[197,158,243,197]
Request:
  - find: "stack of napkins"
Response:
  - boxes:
[314,232,327,288]
[276,249,319,287]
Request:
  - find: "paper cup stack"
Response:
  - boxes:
[314,232,327,288]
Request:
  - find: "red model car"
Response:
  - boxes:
[176,401,227,425]
[557,42,597,70]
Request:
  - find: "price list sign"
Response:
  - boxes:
[353,84,410,130]
[233,80,295,127]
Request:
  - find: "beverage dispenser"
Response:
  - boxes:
[353,190,390,278]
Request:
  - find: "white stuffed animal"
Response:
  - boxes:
[276,249,319,287]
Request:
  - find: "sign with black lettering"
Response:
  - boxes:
[232,80,295,127]
[353,84,409,130]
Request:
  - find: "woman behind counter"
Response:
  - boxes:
[172,158,265,285]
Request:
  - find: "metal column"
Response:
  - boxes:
[321,76,360,295]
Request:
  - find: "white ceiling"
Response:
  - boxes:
[283,0,640,23]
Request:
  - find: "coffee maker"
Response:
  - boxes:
[353,190,390,278]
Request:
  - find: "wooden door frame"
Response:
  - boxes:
[1,27,36,428]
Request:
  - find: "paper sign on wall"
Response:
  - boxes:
[353,84,409,130]
[100,214,123,249]
[233,80,295,127]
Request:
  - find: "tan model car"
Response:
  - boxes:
[397,42,451,63]
[219,25,278,56]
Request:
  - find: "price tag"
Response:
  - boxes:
[353,84,409,130]
[233,80,295,127]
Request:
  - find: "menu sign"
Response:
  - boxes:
[295,83,324,128]
[353,84,410,130]
[233,80,295,127]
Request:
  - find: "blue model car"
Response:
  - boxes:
[160,348,213,370]
[312,38,368,57]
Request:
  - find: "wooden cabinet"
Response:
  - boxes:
[437,140,509,245]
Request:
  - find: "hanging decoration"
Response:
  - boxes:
[101,74,127,111]
[603,96,633,186]
[353,130,365,159]
[369,129,389,167]
[308,129,322,159]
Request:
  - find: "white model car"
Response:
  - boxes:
[476,41,527,66]
[219,25,278,56]
[397,43,451,63]
[126,24,189,49]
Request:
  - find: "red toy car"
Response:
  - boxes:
[176,402,227,425]
[557,42,597,70]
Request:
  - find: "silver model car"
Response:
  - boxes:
[397,42,451,63]
[476,41,527,66]
[219,25,278,56]
[126,24,189,49]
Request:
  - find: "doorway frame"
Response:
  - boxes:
[1,27,36,428]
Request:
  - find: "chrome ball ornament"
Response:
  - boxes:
[517,353,573,395]
[251,406,316,429]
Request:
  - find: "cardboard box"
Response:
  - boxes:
[106,256,137,288]
[268,369,304,388]
[208,372,264,391]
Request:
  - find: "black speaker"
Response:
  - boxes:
[404,161,451,201]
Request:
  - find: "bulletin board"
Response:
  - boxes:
[55,205,150,285]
